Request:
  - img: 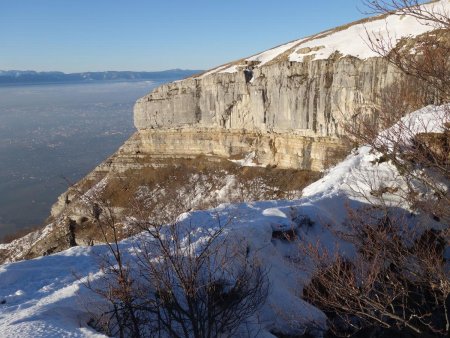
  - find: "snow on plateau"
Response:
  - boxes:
[199,0,450,77]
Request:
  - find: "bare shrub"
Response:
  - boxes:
[363,0,450,29]
[302,206,449,336]
[84,202,269,337]
[344,97,449,224]
[343,0,450,223]
[97,159,320,228]
[363,0,450,101]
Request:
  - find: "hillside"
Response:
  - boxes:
[0,104,447,337]
[1,0,448,265]
[0,2,448,336]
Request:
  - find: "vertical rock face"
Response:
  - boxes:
[133,57,400,170]
[135,57,399,136]
[132,1,448,170]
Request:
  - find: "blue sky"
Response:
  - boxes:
[0,0,369,72]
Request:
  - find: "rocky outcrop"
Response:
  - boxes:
[132,2,447,170]
[121,128,347,171]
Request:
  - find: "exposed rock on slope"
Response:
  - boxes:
[135,57,396,137]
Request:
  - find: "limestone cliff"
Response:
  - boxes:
[133,57,398,170]
[135,57,396,136]
[131,3,446,170]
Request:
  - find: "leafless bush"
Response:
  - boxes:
[363,0,450,29]
[344,97,449,224]
[84,202,269,338]
[96,161,320,231]
[363,0,450,100]
[344,0,450,223]
[301,206,449,336]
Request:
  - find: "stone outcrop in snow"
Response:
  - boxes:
[133,57,399,171]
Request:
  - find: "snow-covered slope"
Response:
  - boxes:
[202,0,450,76]
[0,105,447,337]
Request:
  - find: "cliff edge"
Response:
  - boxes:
[132,2,446,170]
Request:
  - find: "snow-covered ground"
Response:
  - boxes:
[0,105,447,337]
[197,0,449,77]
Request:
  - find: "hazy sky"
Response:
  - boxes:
[1,0,370,72]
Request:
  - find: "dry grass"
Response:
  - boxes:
[1,157,321,257]
[99,157,321,212]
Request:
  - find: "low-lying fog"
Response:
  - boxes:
[0,81,161,240]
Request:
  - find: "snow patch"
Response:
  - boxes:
[229,151,264,167]
[246,39,305,67]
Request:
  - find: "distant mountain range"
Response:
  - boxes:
[0,69,202,85]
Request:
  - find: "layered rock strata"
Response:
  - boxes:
[132,2,447,170]
[133,57,399,171]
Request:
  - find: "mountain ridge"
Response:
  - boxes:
[0,69,203,85]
